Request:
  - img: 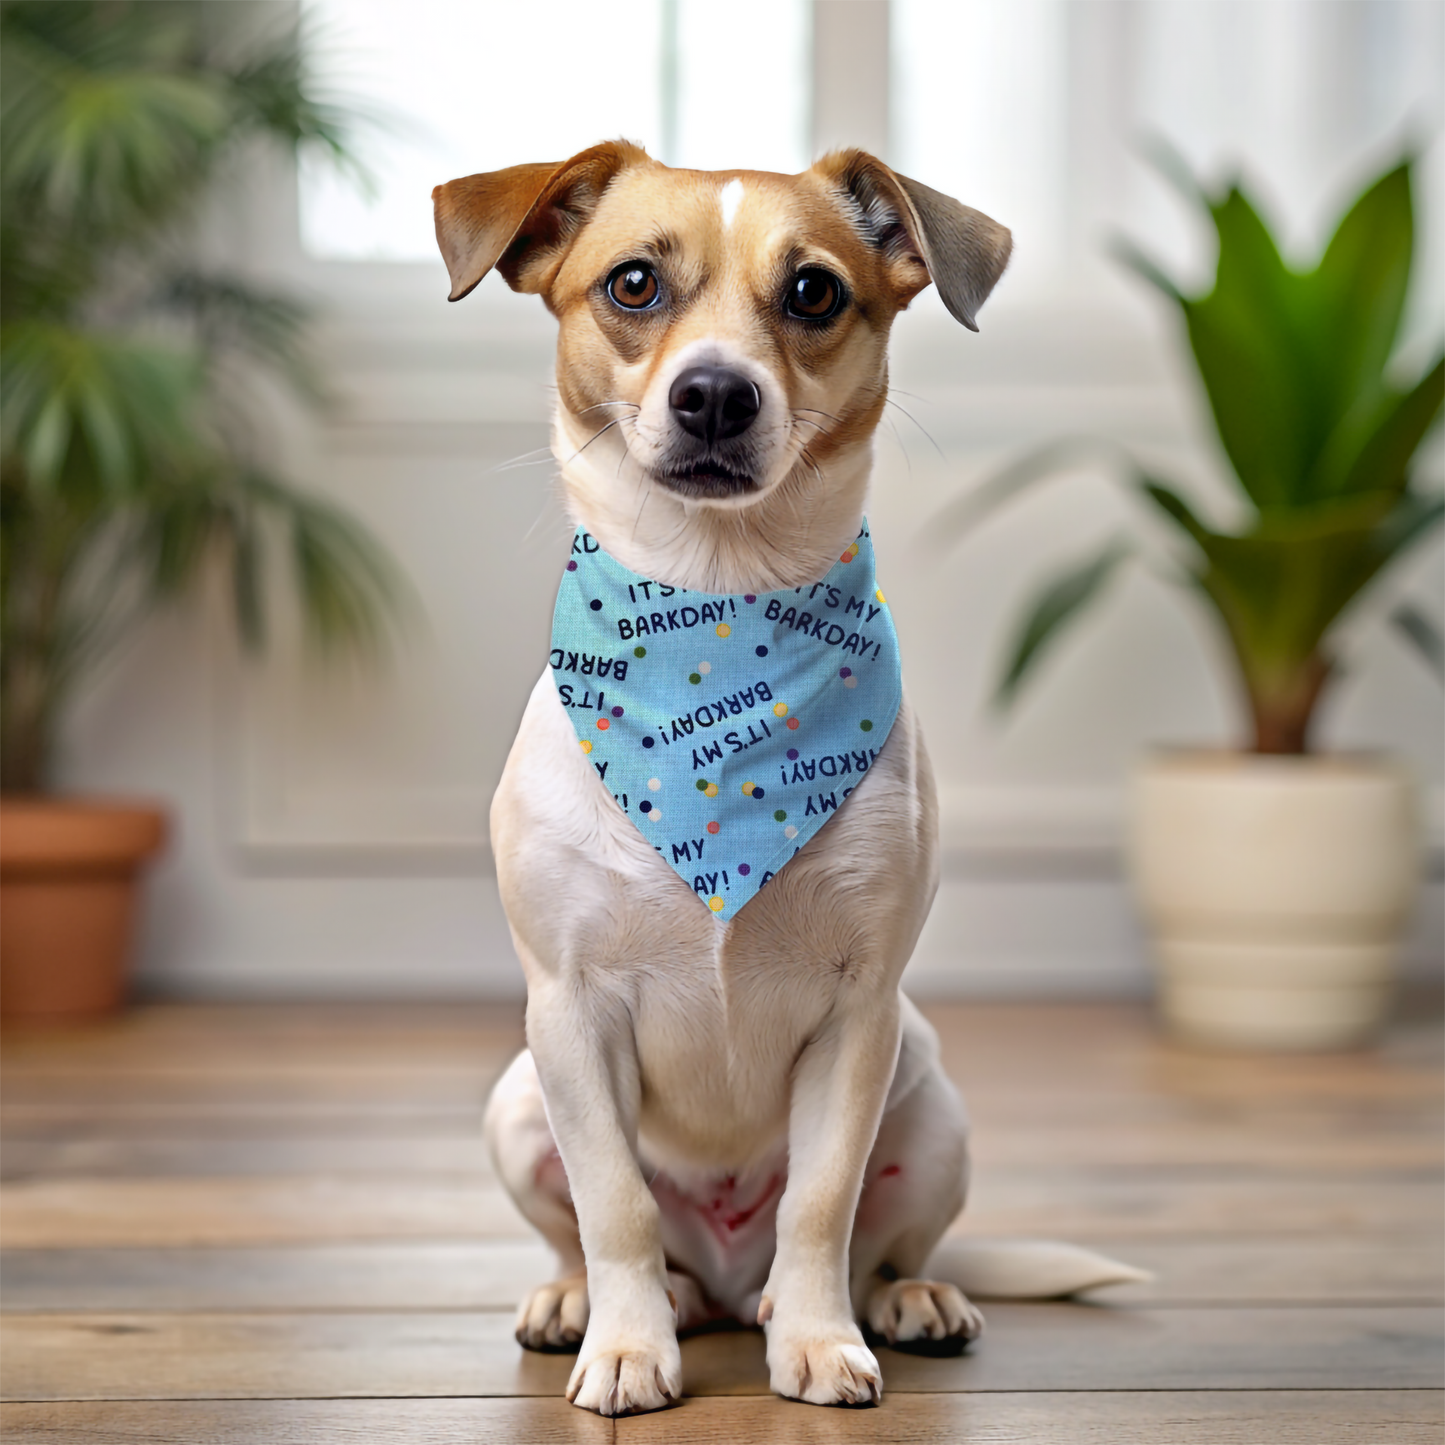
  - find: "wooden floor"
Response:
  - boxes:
[1,999,1441,1443]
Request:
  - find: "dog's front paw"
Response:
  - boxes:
[765,1314,881,1406]
[515,1272,589,1351]
[566,1336,682,1416]
[866,1277,983,1354]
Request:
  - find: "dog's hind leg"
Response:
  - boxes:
[848,1013,985,1353]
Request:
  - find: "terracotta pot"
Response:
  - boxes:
[1128,753,1418,1051]
[0,799,167,1020]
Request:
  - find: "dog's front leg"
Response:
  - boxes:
[760,992,902,1406]
[525,983,681,1416]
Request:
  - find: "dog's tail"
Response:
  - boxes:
[928,1238,1152,1299]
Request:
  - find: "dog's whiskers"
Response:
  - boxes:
[884,394,946,462]
[488,446,556,475]
[575,400,642,417]
[791,413,832,439]
[562,416,627,466]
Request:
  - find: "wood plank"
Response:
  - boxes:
[0,1398,610,1444]
[10,1169,1435,1249]
[617,1391,1445,1443]
[951,1173,1444,1240]
[943,1237,1445,1306]
[0,1002,525,1071]
[969,1116,1445,1171]
[2,1393,1441,1445]
[7,1001,1438,1104]
[6,997,1434,1081]
[679,1307,1445,1396]
[0,1104,485,1139]
[0,1134,494,1181]
[5,1236,1439,1314]
[0,1311,572,1402]
[0,1243,556,1312]
[0,1070,503,1109]
[0,1177,531,1248]
[8,1066,1437,1116]
[7,1117,1438,1176]
[3,1307,1439,1401]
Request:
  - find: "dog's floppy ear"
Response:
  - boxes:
[816,150,1012,331]
[433,140,647,302]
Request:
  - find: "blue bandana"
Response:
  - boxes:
[550,521,902,919]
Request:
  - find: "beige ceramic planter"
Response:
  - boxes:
[1128,753,1419,1051]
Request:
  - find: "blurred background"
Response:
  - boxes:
[30,0,1445,1003]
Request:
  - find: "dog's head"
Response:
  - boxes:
[434,142,1008,581]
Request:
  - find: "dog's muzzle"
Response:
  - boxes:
[658,365,763,497]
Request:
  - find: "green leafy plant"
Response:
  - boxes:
[936,149,1443,754]
[1,1,402,793]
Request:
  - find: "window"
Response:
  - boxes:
[301,0,811,261]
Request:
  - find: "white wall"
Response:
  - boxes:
[59,1,1443,999]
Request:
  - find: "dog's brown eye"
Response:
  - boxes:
[607,262,660,310]
[786,268,843,320]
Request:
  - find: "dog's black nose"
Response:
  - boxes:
[668,366,760,442]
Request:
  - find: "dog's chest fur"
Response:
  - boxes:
[492,666,940,1172]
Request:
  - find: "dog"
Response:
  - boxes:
[432,142,1077,1417]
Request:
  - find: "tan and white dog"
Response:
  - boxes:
[433,142,1106,1418]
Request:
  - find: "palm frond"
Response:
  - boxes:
[0,1,404,791]
[155,271,326,402]
[1391,602,1444,682]
[995,540,1132,708]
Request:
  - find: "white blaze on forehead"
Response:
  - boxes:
[719,178,745,230]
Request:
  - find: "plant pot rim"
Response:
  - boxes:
[1,793,169,813]
[1137,748,1411,779]
[0,796,168,873]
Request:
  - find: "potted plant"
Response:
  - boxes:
[0,2,400,1019]
[936,149,1442,1049]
